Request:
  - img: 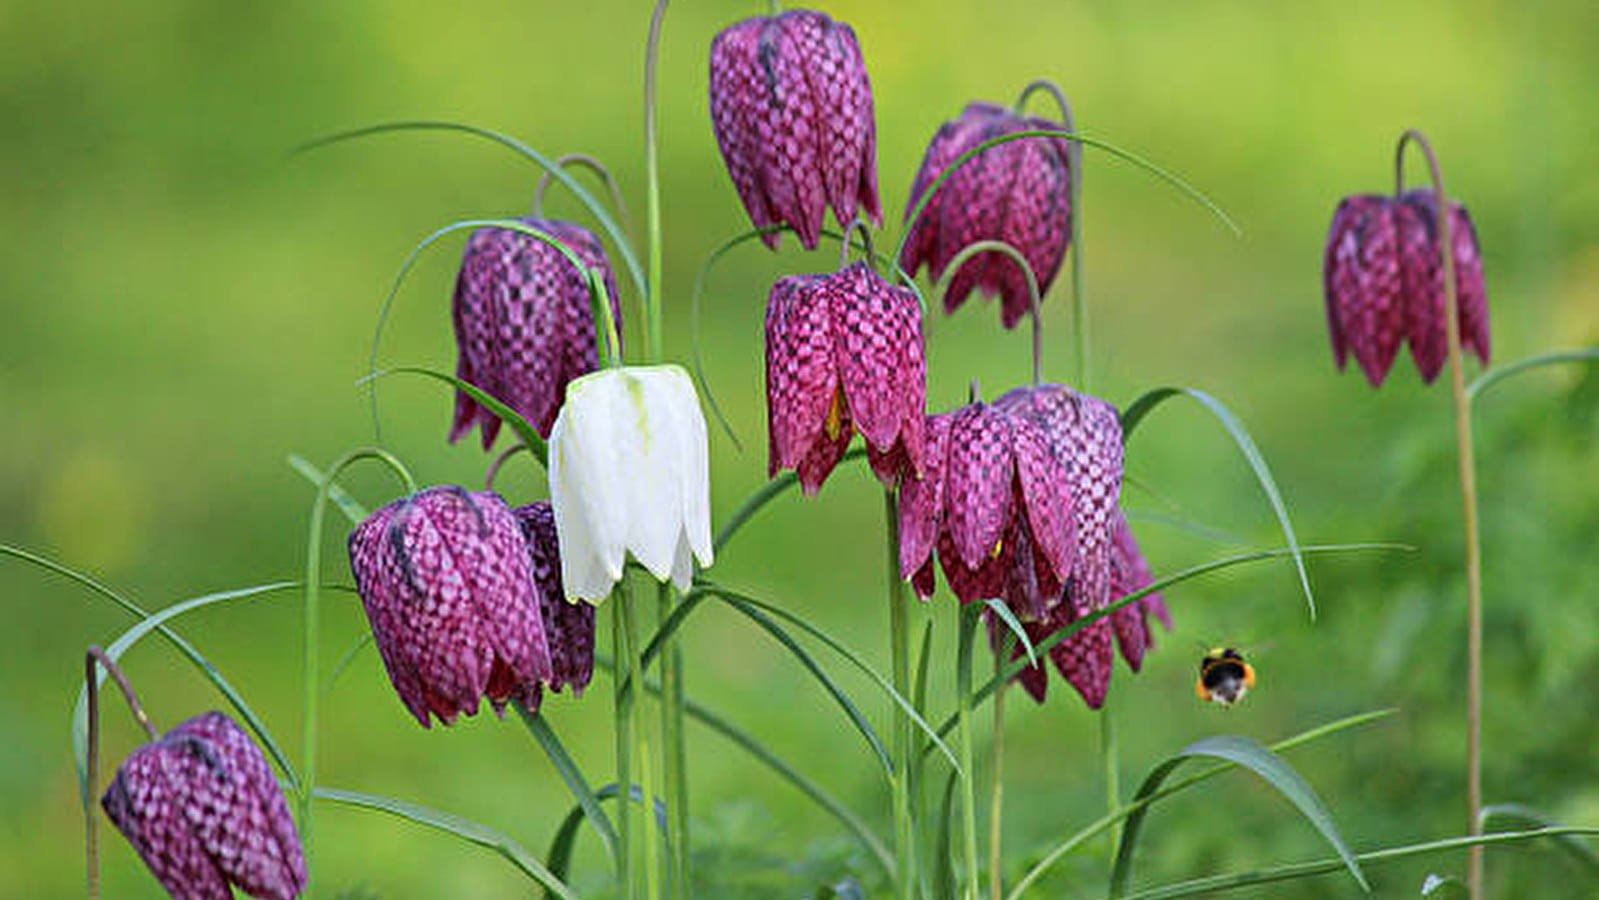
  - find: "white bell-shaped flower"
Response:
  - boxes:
[549,364,714,601]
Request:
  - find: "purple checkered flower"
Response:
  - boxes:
[101,711,306,900]
[1108,509,1171,674]
[1323,191,1488,386]
[450,218,623,447]
[513,501,595,704]
[898,402,1074,614]
[709,9,879,250]
[765,262,925,494]
[347,486,553,728]
[900,102,1073,330]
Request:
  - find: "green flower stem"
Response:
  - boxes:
[931,239,1044,385]
[658,584,689,900]
[957,605,982,900]
[884,491,916,900]
[613,586,635,900]
[1102,708,1121,856]
[625,591,663,900]
[1396,129,1483,900]
[531,153,634,238]
[1013,81,1085,389]
[301,447,416,897]
[988,642,1008,900]
[84,646,159,900]
[643,0,668,363]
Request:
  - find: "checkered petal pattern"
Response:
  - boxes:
[514,502,595,699]
[709,9,879,250]
[899,102,1073,329]
[1107,509,1170,673]
[347,486,553,728]
[1322,191,1489,386]
[101,712,307,900]
[450,218,623,448]
[764,263,925,494]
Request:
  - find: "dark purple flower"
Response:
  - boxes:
[101,711,306,900]
[765,262,925,493]
[347,486,553,727]
[450,218,623,447]
[898,402,1074,615]
[513,501,595,703]
[709,9,879,250]
[1323,191,1488,386]
[900,102,1073,330]
[1107,509,1171,673]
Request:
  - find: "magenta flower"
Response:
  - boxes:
[1323,191,1488,386]
[765,262,925,493]
[347,486,553,727]
[1107,509,1172,674]
[101,711,306,900]
[450,218,623,447]
[898,402,1074,616]
[708,9,879,250]
[900,102,1073,329]
[513,501,595,703]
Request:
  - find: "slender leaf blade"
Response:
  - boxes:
[1467,348,1599,403]
[983,598,1038,667]
[289,455,369,522]
[516,705,619,866]
[1480,803,1599,875]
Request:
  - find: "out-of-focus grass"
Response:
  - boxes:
[3,1,1597,897]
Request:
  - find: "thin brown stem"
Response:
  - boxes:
[1396,128,1483,900]
[85,646,159,900]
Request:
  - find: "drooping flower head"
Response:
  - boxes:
[101,711,307,900]
[1107,509,1171,673]
[1323,191,1488,386]
[549,365,714,601]
[513,501,595,703]
[709,9,879,249]
[347,486,553,727]
[897,401,1074,618]
[765,262,925,493]
[900,102,1073,329]
[450,217,623,447]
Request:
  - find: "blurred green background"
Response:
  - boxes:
[4,0,1598,897]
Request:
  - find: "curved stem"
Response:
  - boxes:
[644,0,669,363]
[838,218,878,272]
[884,491,915,900]
[932,239,1043,384]
[84,646,160,900]
[1012,81,1087,387]
[1396,128,1483,900]
[484,442,531,493]
[532,154,634,239]
[301,447,416,897]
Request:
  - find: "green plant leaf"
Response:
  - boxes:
[325,632,375,695]
[366,365,548,468]
[1467,348,1599,403]
[697,583,961,773]
[1004,709,1395,900]
[594,655,893,874]
[1480,803,1599,875]
[516,705,619,867]
[932,771,959,900]
[1109,735,1368,897]
[982,599,1038,667]
[1115,828,1599,900]
[315,786,579,900]
[546,783,667,899]
[289,455,370,522]
[1420,874,1468,898]
[713,448,869,553]
[1120,386,1315,618]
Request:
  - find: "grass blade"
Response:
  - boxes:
[546,783,668,899]
[1467,348,1599,403]
[698,583,961,774]
[1120,387,1316,619]
[714,449,867,553]
[325,632,375,695]
[1109,735,1368,897]
[315,786,580,900]
[982,599,1038,668]
[1116,828,1599,900]
[516,705,619,867]
[289,455,369,522]
[1479,803,1599,875]
[364,365,548,468]
[932,771,960,900]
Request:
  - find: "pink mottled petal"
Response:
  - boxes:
[898,413,950,579]
[1325,196,1404,386]
[765,274,838,477]
[943,405,1015,570]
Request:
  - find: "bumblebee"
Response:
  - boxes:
[1196,647,1254,706]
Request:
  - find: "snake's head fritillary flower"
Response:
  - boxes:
[1322,192,1488,386]
[765,262,925,493]
[708,9,879,249]
[900,102,1073,330]
[514,502,595,703]
[1396,189,1490,382]
[101,711,307,900]
[348,486,553,728]
[450,218,623,447]
[1107,509,1171,673]
[549,365,714,600]
[898,402,1074,617]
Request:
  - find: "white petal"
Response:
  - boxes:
[664,366,715,569]
[550,373,627,600]
[669,529,695,593]
[625,368,685,581]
